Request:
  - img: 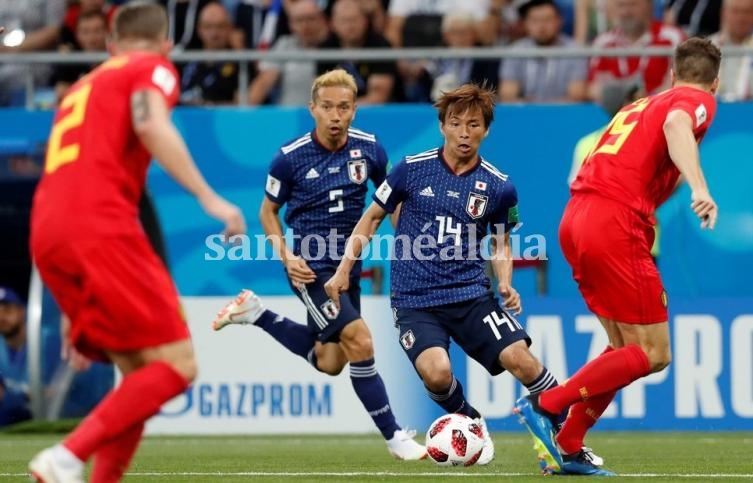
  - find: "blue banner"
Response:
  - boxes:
[3,103,751,299]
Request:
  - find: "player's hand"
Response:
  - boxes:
[499,283,522,315]
[199,192,246,238]
[324,271,350,310]
[285,257,316,287]
[691,190,717,230]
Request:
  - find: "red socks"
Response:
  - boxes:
[539,344,651,417]
[555,347,617,454]
[90,423,144,483]
[64,361,188,462]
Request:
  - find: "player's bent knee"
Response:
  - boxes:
[416,359,453,391]
[421,368,454,392]
[317,357,346,376]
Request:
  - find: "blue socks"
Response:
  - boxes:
[427,376,481,420]
[254,310,316,360]
[350,358,401,440]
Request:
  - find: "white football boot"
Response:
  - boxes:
[212,289,265,331]
[29,446,84,483]
[474,416,495,465]
[386,429,428,460]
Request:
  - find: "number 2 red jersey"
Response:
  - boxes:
[571,86,716,222]
[31,52,179,254]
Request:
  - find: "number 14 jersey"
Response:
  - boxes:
[374,148,520,309]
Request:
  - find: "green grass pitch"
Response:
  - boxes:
[1,432,751,481]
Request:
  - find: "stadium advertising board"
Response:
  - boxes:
[146,296,753,434]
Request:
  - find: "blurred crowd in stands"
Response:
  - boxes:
[0,0,751,106]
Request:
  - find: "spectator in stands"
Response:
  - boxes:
[60,0,117,51]
[0,287,64,426]
[385,0,494,47]
[51,11,109,105]
[486,0,529,46]
[159,0,215,51]
[181,2,245,105]
[709,0,753,101]
[0,287,35,426]
[588,0,685,102]
[233,0,285,49]
[318,0,397,104]
[0,0,67,106]
[430,12,500,101]
[499,0,588,102]
[385,0,497,102]
[248,0,329,105]
[665,0,721,36]
[573,0,610,44]
[358,0,389,34]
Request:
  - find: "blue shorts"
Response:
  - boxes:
[394,293,531,376]
[289,269,362,343]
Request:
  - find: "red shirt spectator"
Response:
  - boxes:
[61,1,117,48]
[589,20,685,97]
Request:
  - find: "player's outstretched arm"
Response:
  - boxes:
[663,109,717,229]
[259,197,316,286]
[131,88,246,237]
[490,233,522,314]
[325,202,387,307]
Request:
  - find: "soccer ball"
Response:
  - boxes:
[425,413,485,466]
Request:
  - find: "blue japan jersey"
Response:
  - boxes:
[265,128,388,272]
[373,147,520,309]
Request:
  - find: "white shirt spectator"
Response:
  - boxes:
[0,0,67,105]
[388,0,491,21]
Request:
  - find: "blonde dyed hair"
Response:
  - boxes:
[311,69,358,102]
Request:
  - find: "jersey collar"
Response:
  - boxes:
[312,130,348,153]
[438,147,482,177]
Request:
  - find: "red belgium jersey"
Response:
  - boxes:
[571,86,716,222]
[31,52,179,254]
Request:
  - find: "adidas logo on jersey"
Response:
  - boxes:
[305,168,320,179]
[419,186,435,197]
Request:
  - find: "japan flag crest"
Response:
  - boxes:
[348,159,367,184]
[467,193,488,219]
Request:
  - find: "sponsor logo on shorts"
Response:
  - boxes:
[400,329,415,350]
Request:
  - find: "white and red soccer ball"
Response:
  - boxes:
[425,413,485,466]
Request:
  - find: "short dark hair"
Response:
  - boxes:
[674,37,721,86]
[434,83,496,128]
[518,0,560,19]
[112,1,168,42]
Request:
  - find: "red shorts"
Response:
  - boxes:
[33,234,190,361]
[559,194,668,324]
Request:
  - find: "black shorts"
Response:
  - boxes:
[394,293,531,376]
[289,269,362,343]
